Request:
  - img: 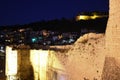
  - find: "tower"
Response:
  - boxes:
[102,0,120,79]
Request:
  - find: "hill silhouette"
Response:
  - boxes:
[0,17,108,33]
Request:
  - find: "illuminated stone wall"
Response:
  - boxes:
[6,46,69,80]
[30,50,69,80]
[6,46,34,80]
[106,0,120,57]
[103,0,120,79]
[5,46,18,80]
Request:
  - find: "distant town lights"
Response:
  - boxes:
[32,38,37,43]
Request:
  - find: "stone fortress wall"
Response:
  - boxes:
[102,0,120,79]
[106,0,120,57]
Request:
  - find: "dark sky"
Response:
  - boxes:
[0,0,109,26]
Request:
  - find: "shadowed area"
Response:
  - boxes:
[102,57,120,80]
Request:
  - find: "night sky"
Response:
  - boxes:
[0,0,109,26]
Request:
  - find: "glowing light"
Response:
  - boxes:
[76,15,90,21]
[91,15,101,19]
[32,38,37,43]
[30,50,48,80]
[39,51,48,67]
[76,14,105,21]
[5,47,67,80]
[19,29,25,32]
[6,46,17,75]
[30,50,67,80]
[80,15,90,20]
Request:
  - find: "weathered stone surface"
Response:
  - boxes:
[6,33,106,80]
[17,50,34,80]
[102,57,120,80]
[103,0,120,79]
[106,0,120,57]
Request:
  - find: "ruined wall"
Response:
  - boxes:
[17,50,34,80]
[30,50,69,80]
[6,33,105,80]
[6,47,34,80]
[102,0,120,79]
[65,33,105,80]
[6,46,69,80]
[6,47,18,80]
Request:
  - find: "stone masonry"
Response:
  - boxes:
[106,0,120,57]
[102,0,120,79]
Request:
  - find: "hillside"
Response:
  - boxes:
[0,17,107,32]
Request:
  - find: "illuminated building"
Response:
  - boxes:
[76,12,108,21]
